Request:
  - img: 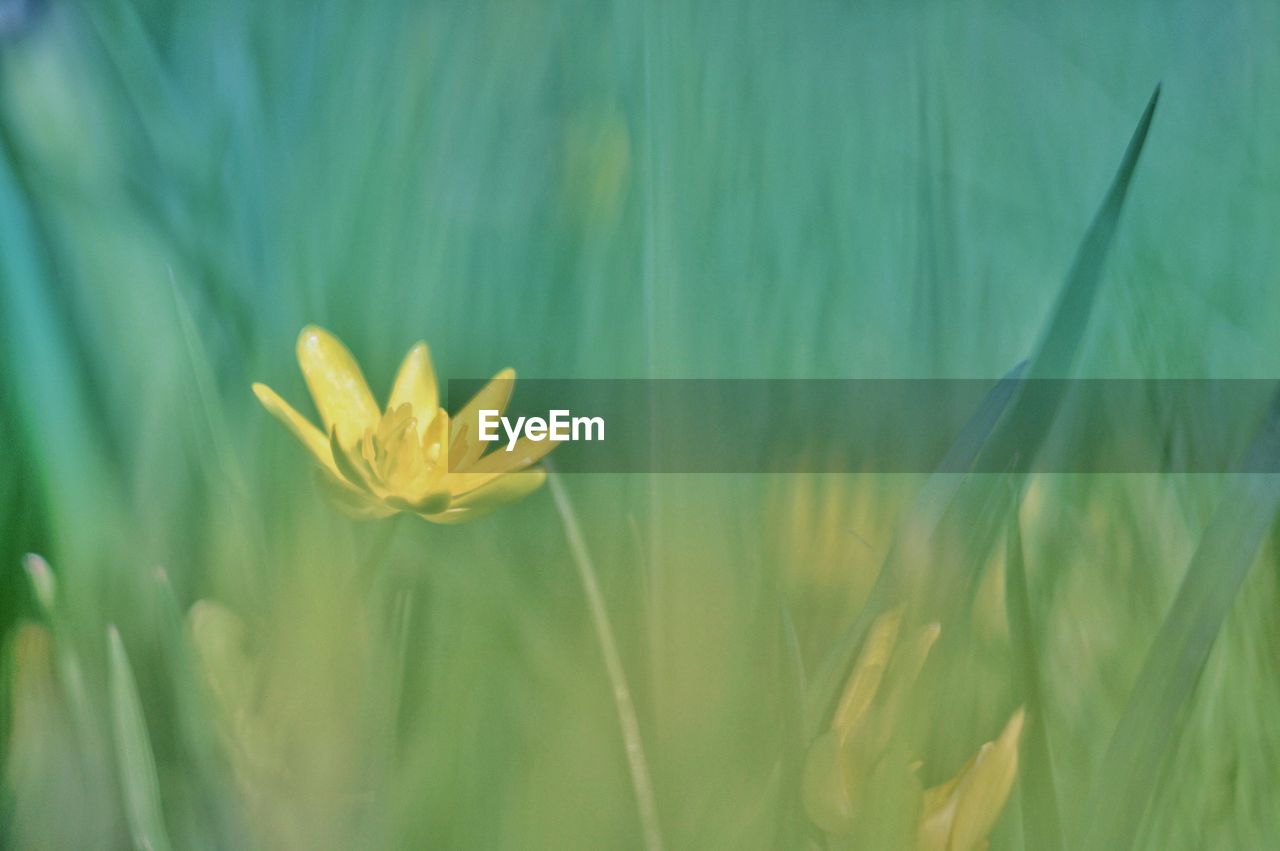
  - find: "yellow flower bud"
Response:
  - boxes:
[918,707,1025,851]
[803,609,943,838]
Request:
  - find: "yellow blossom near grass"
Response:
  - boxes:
[802,606,1023,849]
[918,708,1024,851]
[253,326,551,523]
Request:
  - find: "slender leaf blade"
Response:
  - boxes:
[806,86,1161,732]
[108,626,174,851]
[1005,512,1064,851]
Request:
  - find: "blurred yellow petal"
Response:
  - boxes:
[252,382,341,478]
[948,709,1023,851]
[447,460,550,497]
[186,601,253,714]
[867,623,940,741]
[422,506,489,524]
[446,471,503,497]
[832,607,902,741]
[919,759,969,851]
[295,326,380,448]
[896,623,941,693]
[449,368,515,469]
[447,468,546,513]
[387,342,439,431]
[311,469,389,518]
[919,708,1024,851]
[9,621,56,715]
[467,435,557,476]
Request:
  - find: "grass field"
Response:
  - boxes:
[3,1,1280,848]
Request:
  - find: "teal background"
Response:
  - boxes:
[1,1,1279,848]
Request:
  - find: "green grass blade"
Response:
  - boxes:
[107,626,174,851]
[24,554,112,782]
[1082,388,1280,850]
[806,87,1160,733]
[1027,85,1160,380]
[977,86,1160,471]
[774,604,811,847]
[1005,512,1064,851]
[778,604,808,763]
[168,273,248,494]
[805,360,1026,730]
[548,471,665,851]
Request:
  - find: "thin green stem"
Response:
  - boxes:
[548,471,664,851]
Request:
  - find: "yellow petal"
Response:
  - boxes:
[831,607,902,741]
[313,469,394,518]
[919,752,970,850]
[467,434,557,476]
[452,468,545,509]
[253,382,341,478]
[446,470,502,497]
[447,459,551,497]
[387,342,439,432]
[421,408,448,464]
[422,506,490,524]
[449,368,515,470]
[947,708,1023,851]
[186,601,254,713]
[329,428,379,493]
[295,326,380,448]
[897,623,941,692]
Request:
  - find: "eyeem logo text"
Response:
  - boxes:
[477,409,605,451]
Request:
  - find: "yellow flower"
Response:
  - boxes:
[918,707,1024,851]
[803,607,939,838]
[253,326,551,523]
[801,607,1023,850]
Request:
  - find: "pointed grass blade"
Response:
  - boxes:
[805,360,1026,730]
[774,604,813,847]
[1005,512,1064,851]
[168,273,247,493]
[806,86,1161,735]
[1028,85,1159,380]
[107,626,174,851]
[978,85,1161,473]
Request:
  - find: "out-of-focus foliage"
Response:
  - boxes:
[2,0,1280,848]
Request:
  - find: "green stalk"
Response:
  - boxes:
[548,471,664,851]
[1005,510,1064,851]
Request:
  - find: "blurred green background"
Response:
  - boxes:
[2,0,1280,848]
